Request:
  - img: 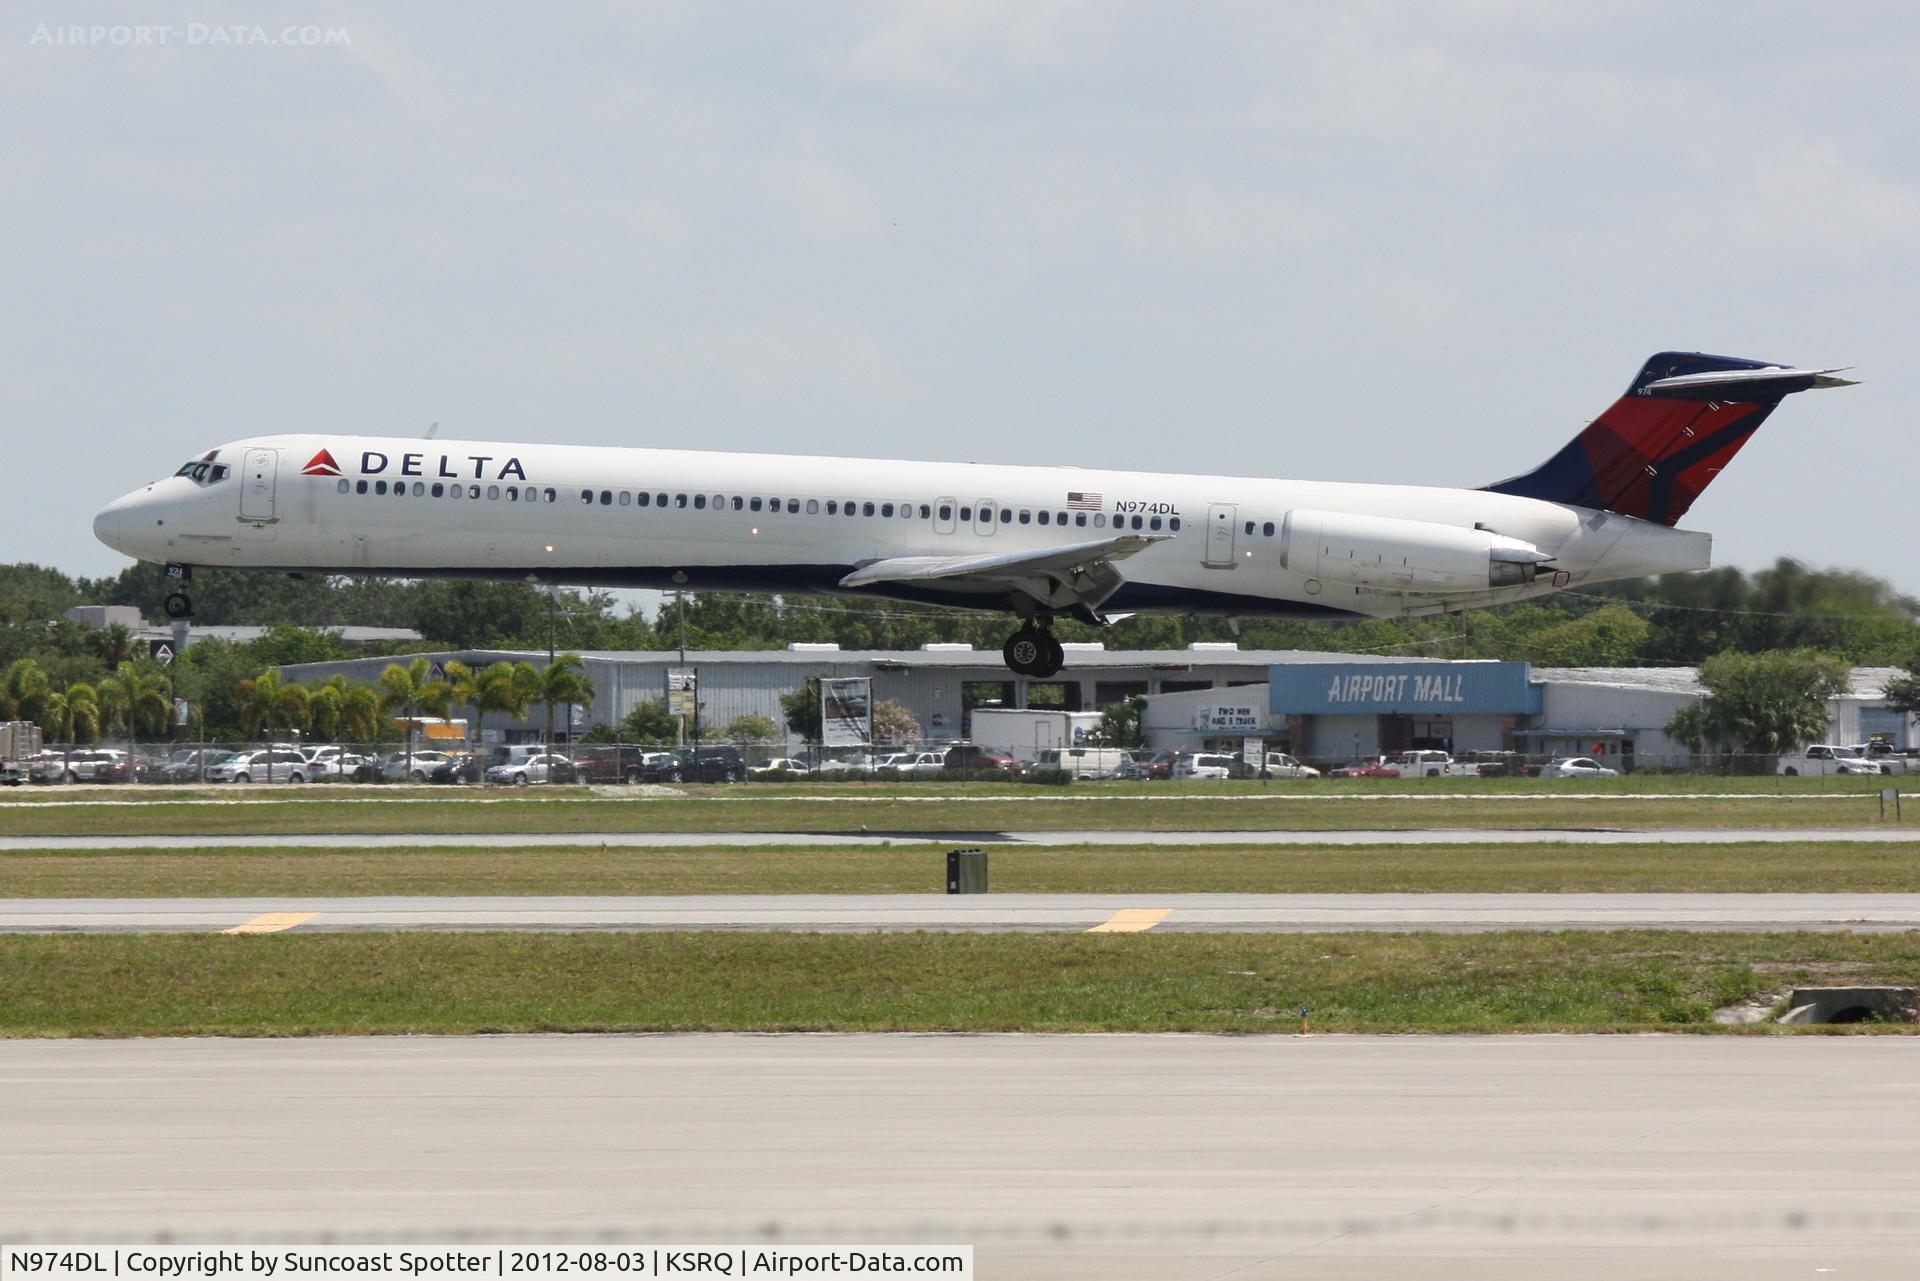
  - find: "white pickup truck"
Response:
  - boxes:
[1383,749,1484,778]
[1777,745,1882,777]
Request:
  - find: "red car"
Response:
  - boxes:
[1329,759,1401,779]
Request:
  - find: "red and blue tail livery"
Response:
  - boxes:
[1486,351,1856,526]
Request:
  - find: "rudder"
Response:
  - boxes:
[1484,351,1854,526]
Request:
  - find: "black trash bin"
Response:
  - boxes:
[946,848,988,894]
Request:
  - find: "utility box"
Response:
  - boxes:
[946,848,988,894]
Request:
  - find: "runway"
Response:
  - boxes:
[5,1034,1919,1279]
[5,825,1919,850]
[11,891,1920,933]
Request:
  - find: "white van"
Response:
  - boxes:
[1035,746,1129,778]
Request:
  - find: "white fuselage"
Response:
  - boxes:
[94,434,1712,620]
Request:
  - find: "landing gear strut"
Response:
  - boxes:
[1002,624,1064,678]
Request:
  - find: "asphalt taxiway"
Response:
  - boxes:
[9,891,1920,933]
[6,1034,1918,1279]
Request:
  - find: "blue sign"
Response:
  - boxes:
[1269,662,1541,716]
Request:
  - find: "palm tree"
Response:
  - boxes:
[341,684,384,744]
[94,674,130,741]
[307,676,347,742]
[39,690,72,743]
[378,658,435,778]
[233,671,312,779]
[111,663,173,740]
[538,653,596,749]
[92,623,140,668]
[64,683,101,745]
[450,662,538,778]
[3,658,50,724]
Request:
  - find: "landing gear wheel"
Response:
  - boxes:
[1037,635,1065,678]
[1003,630,1046,675]
[164,593,193,620]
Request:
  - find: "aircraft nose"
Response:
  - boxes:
[93,490,149,556]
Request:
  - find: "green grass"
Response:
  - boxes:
[2,930,1915,1036]
[9,840,1920,897]
[0,787,1909,836]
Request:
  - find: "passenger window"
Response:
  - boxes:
[336,479,349,493]
[732,496,743,510]
[657,493,668,506]
[846,504,857,518]
[1149,516,1161,530]
[638,492,650,507]
[489,485,501,500]
[1000,508,1013,523]
[376,480,389,494]
[356,480,368,494]
[750,497,762,512]
[506,487,518,501]
[544,488,557,502]
[881,503,894,517]
[694,494,706,509]
[787,499,799,513]
[469,485,481,499]
[1038,511,1050,525]
[600,490,613,505]
[918,504,931,519]
[430,483,443,497]
[1263,521,1275,536]
[618,491,629,506]
[938,505,952,521]
[450,486,462,500]
[862,502,875,516]
[1018,511,1031,524]
[1132,515,1144,530]
[712,494,723,509]
[675,494,688,508]
[1094,513,1106,528]
[1244,521,1255,535]
[826,500,837,515]
[1170,517,1181,531]
[1074,513,1086,526]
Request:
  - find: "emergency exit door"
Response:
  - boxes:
[1204,503,1237,568]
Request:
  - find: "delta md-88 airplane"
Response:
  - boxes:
[94,351,1851,678]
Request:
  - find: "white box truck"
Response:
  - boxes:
[968,709,1105,761]
[1,721,44,786]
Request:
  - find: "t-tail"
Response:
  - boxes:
[1484,351,1856,526]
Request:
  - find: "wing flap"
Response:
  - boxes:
[839,533,1168,619]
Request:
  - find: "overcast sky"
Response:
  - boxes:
[8,1,1916,600]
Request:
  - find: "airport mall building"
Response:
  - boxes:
[275,642,1918,769]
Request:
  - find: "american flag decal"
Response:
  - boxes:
[1067,491,1103,510]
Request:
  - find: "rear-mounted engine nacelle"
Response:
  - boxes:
[1279,509,1551,592]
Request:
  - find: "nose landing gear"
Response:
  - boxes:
[164,593,193,619]
[1002,625,1064,678]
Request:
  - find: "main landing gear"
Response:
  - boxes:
[1002,624,1064,678]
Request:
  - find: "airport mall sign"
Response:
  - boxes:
[1269,661,1543,716]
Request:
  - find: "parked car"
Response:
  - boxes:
[1172,752,1252,781]
[1538,757,1620,779]
[942,744,1018,774]
[567,745,669,784]
[46,748,134,784]
[641,746,746,783]
[484,753,577,786]
[151,747,234,783]
[304,745,376,782]
[816,754,877,775]
[425,753,485,784]
[379,750,455,782]
[872,752,921,776]
[209,749,314,783]
[1036,746,1130,779]
[1383,750,1484,778]
[1776,745,1880,777]
[749,756,810,777]
[1328,758,1402,779]
[1254,751,1321,779]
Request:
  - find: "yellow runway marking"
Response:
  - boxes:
[1086,908,1170,933]
[222,912,317,935]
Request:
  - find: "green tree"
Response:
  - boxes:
[234,670,311,748]
[1085,696,1146,748]
[108,662,173,739]
[1883,643,1920,719]
[466,661,538,763]
[721,713,780,746]
[90,622,141,668]
[64,682,101,744]
[537,653,596,744]
[340,684,386,742]
[249,624,350,668]
[616,697,679,744]
[779,678,824,741]
[3,657,51,724]
[379,658,436,774]
[1665,648,1852,767]
[1524,604,1652,668]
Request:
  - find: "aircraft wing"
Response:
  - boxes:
[840,534,1168,618]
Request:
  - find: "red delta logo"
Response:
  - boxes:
[301,449,343,477]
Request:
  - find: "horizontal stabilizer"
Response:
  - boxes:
[1642,365,1858,395]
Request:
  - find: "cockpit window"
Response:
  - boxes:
[173,462,230,486]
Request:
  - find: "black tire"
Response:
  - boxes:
[1782,767,1797,777]
[288,772,305,784]
[164,592,192,619]
[514,773,529,786]
[625,769,642,785]
[63,770,78,784]
[235,773,251,784]
[1003,631,1044,675]
[667,768,683,784]
[412,770,426,783]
